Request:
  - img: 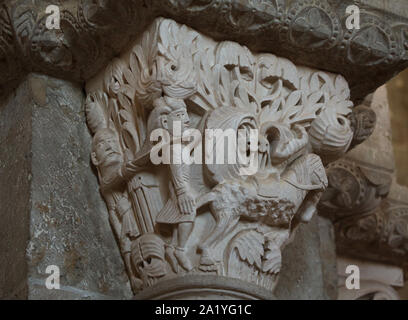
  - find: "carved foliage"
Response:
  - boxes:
[1,0,408,101]
[85,18,357,294]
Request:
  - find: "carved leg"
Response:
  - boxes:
[174,222,194,271]
[199,211,228,252]
[199,210,237,267]
[165,226,179,273]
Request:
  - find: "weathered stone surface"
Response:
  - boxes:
[318,216,338,300]
[347,86,395,172]
[274,215,332,300]
[358,0,408,17]
[0,73,133,299]
[0,79,31,299]
[26,73,132,299]
[319,85,408,270]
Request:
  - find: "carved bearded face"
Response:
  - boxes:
[92,129,122,168]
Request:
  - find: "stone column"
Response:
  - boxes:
[0,74,132,299]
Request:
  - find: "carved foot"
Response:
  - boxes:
[174,247,193,271]
[198,248,218,272]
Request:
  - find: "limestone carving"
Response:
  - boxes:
[2,1,408,101]
[348,104,377,149]
[85,18,357,295]
[319,158,408,266]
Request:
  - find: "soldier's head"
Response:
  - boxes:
[91,128,122,169]
[130,234,166,286]
[149,96,190,136]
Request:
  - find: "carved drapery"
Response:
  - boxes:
[1,0,408,101]
[83,17,367,298]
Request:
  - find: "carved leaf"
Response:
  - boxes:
[262,241,282,274]
[122,123,140,155]
[286,90,302,108]
[308,91,324,105]
[233,230,265,270]
[85,91,109,133]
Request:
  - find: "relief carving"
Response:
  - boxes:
[1,1,408,102]
[319,158,408,266]
[85,18,359,295]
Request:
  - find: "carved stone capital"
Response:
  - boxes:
[82,17,365,298]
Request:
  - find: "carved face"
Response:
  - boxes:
[326,168,360,209]
[92,130,122,167]
[162,108,190,135]
[131,234,167,285]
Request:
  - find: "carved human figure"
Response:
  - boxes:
[198,119,328,268]
[259,123,328,224]
[152,96,196,271]
[84,18,362,294]
[91,128,145,289]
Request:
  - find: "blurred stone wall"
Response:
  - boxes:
[387,70,408,188]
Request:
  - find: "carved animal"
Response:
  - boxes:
[198,153,328,266]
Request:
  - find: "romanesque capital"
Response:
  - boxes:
[83,17,368,299]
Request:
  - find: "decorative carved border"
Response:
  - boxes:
[1,0,408,101]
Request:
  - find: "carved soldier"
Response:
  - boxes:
[149,96,196,272]
[102,58,163,237]
[91,128,146,289]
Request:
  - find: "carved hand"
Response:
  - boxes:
[177,192,196,215]
[121,161,144,180]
